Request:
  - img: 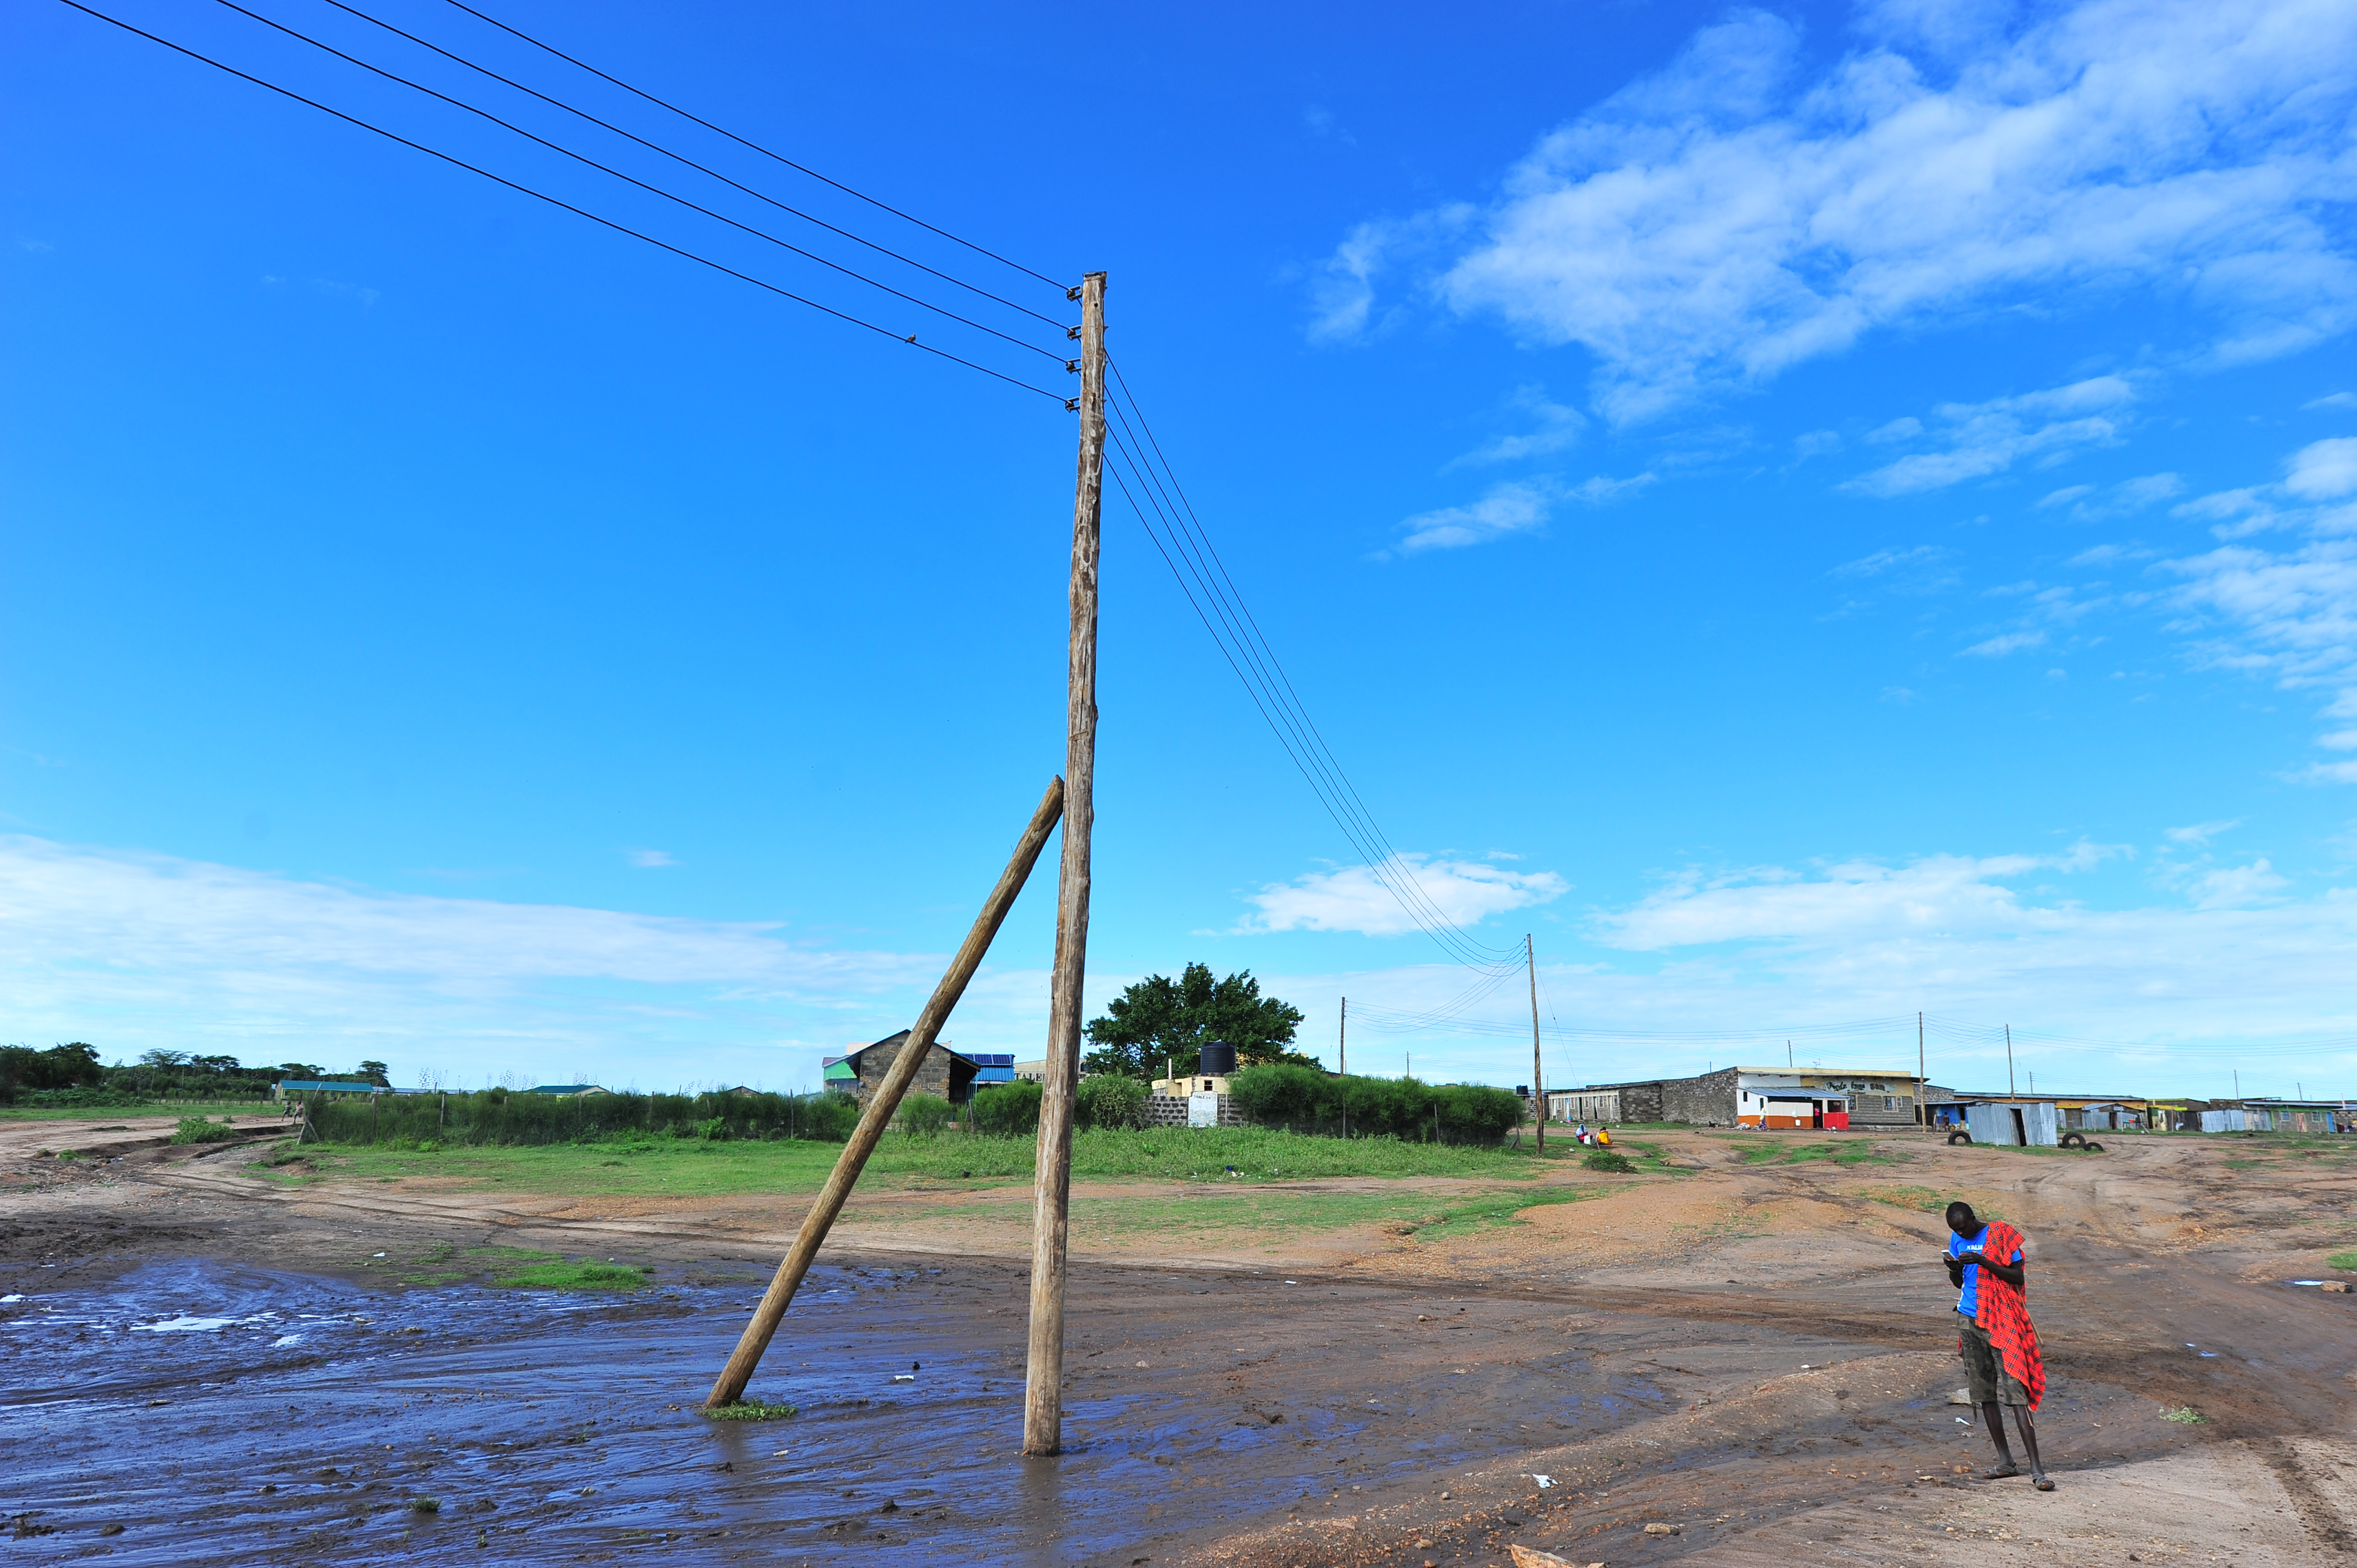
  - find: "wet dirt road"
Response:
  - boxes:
[4,1120,2354,1565]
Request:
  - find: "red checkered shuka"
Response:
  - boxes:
[1958,1219,2046,1410]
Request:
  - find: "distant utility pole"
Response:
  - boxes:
[1917,1012,1926,1128]
[1787,1040,1793,1069]
[2232,1068,2239,1100]
[1339,996,1347,1076]
[1022,269,1105,1459]
[2005,1024,2016,1098]
[1526,935,1544,1154]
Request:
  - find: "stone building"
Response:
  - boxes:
[1568,1066,1941,1129]
[821,1031,1009,1105]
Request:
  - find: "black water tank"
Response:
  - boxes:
[1199,1041,1237,1075]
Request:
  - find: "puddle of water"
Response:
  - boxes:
[0,1258,1670,1564]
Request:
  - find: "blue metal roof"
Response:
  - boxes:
[971,1066,1016,1084]
[276,1080,381,1094]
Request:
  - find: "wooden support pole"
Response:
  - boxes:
[1526,934,1543,1156]
[704,776,1066,1409]
[1023,268,1105,1458]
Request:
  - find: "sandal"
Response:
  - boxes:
[1981,1464,2023,1479]
[2032,1475,2056,1491]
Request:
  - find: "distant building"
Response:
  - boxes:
[1565,1067,1933,1129]
[2242,1099,2348,1134]
[273,1079,382,1098]
[526,1084,609,1097]
[822,1032,1003,1105]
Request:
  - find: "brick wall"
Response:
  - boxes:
[1145,1094,1243,1128]
[851,1040,956,1103]
[1660,1067,1741,1126]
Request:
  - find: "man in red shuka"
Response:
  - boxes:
[1943,1200,2053,1489]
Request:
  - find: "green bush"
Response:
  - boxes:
[168,1115,243,1144]
[970,1080,1042,1138]
[1582,1148,1635,1173]
[1075,1075,1148,1131]
[301,1087,862,1147]
[897,1094,955,1136]
[1226,1064,1523,1144]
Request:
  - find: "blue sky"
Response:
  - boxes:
[7,0,2356,1098]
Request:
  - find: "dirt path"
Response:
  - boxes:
[4,1120,2353,1565]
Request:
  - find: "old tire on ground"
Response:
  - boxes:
[1947,1130,1973,1146]
[2060,1131,2087,1148]
[2084,1141,2104,1153]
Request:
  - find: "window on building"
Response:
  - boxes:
[1883,1095,1895,1111]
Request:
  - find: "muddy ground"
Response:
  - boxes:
[3,1117,2354,1565]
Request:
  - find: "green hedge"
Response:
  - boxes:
[1226,1064,1523,1144]
[303,1087,862,1147]
[970,1080,1042,1138]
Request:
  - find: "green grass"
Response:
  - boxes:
[1855,1184,2006,1220]
[0,1101,282,1122]
[274,1125,1603,1198]
[2327,1250,2357,1271]
[168,1115,246,1144]
[1718,1137,1897,1168]
[2163,1406,2205,1424]
[1068,1182,1609,1242]
[491,1260,653,1292]
[699,1400,799,1421]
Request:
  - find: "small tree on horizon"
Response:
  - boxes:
[1082,962,1313,1081]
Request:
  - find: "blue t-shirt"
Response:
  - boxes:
[1949,1226,2022,1317]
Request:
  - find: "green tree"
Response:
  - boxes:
[354,1060,392,1087]
[1082,963,1311,1080]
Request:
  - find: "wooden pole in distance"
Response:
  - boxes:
[1022,268,1105,1458]
[1917,1010,1926,1129]
[1526,934,1543,1155]
[704,776,1066,1409]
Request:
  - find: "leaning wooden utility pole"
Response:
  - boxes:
[1022,269,1105,1458]
[704,777,1067,1409]
[1337,996,1347,1076]
[1525,935,1543,1155]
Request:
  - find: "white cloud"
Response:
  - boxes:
[1595,848,2149,951]
[1841,376,2134,497]
[1795,429,1844,458]
[2186,859,2291,909]
[1448,385,1589,467]
[1962,628,2049,657]
[2163,818,2241,845]
[1320,0,2357,422]
[1396,482,1553,553]
[2040,472,2186,521]
[2286,437,2357,501]
[1393,473,1652,554]
[2303,391,2357,411]
[2067,543,2154,568]
[1241,854,1567,936]
[0,835,963,1082]
[626,848,676,868]
[1834,543,1953,579]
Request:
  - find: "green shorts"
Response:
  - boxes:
[1959,1316,2031,1407]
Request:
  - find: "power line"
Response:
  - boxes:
[210,0,1068,364]
[311,0,1072,332]
[55,0,1069,404]
[1100,374,1525,972]
[1108,367,1517,964]
[1099,422,1521,973]
[440,0,1069,292]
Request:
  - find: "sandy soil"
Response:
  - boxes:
[4,1117,2353,1565]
